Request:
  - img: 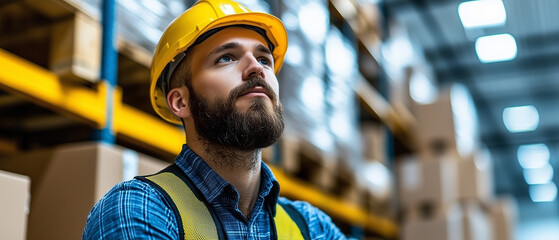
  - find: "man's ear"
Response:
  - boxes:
[167,86,191,119]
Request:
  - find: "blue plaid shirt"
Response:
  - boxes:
[83,144,346,239]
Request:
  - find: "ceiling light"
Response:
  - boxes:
[458,0,507,29]
[503,105,539,132]
[517,143,550,169]
[523,163,554,185]
[475,33,517,63]
[529,182,558,203]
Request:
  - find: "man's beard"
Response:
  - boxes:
[189,76,284,151]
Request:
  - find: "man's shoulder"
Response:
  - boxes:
[87,179,169,217]
[277,197,316,214]
[277,197,331,223]
[277,197,347,239]
[113,177,154,190]
[83,179,178,239]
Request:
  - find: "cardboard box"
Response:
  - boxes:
[397,156,420,209]
[0,142,168,240]
[413,84,479,159]
[398,154,459,211]
[413,83,453,156]
[361,122,387,164]
[402,203,463,240]
[365,189,397,220]
[462,201,492,240]
[49,12,101,82]
[491,197,517,240]
[458,149,494,203]
[0,170,30,240]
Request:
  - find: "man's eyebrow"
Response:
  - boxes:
[210,42,241,55]
[210,41,272,55]
[256,44,272,55]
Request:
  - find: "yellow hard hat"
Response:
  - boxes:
[150,0,288,125]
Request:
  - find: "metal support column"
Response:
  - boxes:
[95,0,118,143]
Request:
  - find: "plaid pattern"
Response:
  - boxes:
[83,145,346,239]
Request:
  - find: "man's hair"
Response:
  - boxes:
[168,49,194,128]
[169,49,194,90]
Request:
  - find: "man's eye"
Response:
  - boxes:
[217,55,233,63]
[258,57,271,66]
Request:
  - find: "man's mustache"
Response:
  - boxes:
[229,76,277,102]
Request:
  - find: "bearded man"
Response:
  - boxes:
[83,0,346,239]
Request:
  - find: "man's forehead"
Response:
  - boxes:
[198,27,271,53]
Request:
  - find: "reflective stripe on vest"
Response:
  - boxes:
[137,164,309,240]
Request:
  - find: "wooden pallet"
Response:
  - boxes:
[364,190,396,220]
[337,176,364,207]
[116,37,153,114]
[278,135,339,191]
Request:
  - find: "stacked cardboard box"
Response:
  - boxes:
[400,84,513,240]
[413,84,478,160]
[398,154,459,213]
[462,201,492,240]
[361,123,387,165]
[398,153,498,240]
[402,203,463,240]
[398,153,463,240]
[457,149,494,203]
[457,150,495,240]
[361,122,396,218]
[399,154,496,240]
[490,197,517,240]
[0,170,30,240]
[49,12,101,82]
[0,142,168,240]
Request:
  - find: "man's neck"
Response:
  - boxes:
[188,137,263,218]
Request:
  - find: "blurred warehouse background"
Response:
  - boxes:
[0,0,557,239]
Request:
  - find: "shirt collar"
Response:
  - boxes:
[260,160,281,216]
[174,144,280,212]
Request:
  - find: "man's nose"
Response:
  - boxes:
[242,55,265,80]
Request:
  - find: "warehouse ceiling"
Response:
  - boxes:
[384,0,559,199]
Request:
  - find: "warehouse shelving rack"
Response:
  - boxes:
[0,0,419,238]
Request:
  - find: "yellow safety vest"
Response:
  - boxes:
[137,164,310,240]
